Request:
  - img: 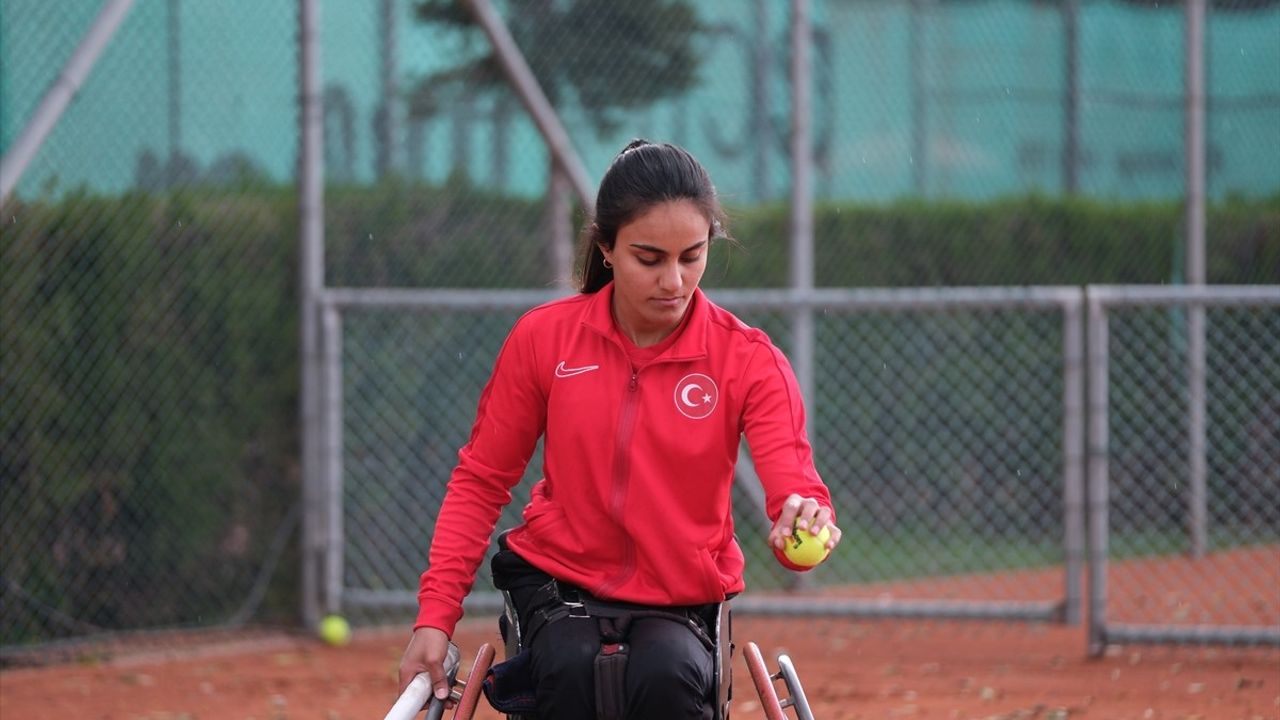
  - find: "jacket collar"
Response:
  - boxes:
[583,282,709,362]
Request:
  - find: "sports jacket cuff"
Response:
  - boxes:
[414,595,464,637]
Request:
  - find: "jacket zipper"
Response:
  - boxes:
[597,366,640,597]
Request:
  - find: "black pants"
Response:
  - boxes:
[491,546,715,720]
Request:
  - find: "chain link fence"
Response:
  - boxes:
[1087,287,1280,650]
[329,300,544,617]
[3,0,1278,656]
[324,289,1088,626]
[2,1,301,656]
[320,0,1280,290]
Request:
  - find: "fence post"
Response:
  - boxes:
[788,1,814,393]
[1184,0,1208,560]
[1086,289,1110,656]
[322,303,345,615]
[1061,0,1080,194]
[788,0,815,592]
[547,162,574,290]
[375,0,399,179]
[299,0,326,630]
[908,0,929,196]
[1062,295,1086,625]
[167,0,182,172]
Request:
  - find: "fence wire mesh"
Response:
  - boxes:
[1105,304,1280,630]
[338,309,535,605]
[1,1,300,653]
[2,0,1278,655]
[314,0,1280,290]
[328,294,1083,624]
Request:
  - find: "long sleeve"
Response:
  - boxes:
[415,317,546,635]
[740,342,834,568]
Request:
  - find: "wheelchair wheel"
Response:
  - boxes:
[743,642,786,720]
[450,643,496,720]
[776,653,815,720]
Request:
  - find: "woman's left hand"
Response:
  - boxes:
[768,493,841,551]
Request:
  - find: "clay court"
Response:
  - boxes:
[2,614,1277,719]
[4,548,1277,719]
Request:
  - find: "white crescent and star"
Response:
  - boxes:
[680,383,709,407]
[674,373,718,419]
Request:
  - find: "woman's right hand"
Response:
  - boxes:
[397,626,453,705]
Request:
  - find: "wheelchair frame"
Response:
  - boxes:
[387,602,815,720]
[386,533,814,719]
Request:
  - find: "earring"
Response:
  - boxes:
[602,257,613,269]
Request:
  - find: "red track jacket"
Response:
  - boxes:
[416,284,833,636]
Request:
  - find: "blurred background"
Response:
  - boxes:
[2,0,1277,659]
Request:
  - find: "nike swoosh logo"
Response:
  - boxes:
[555,361,600,378]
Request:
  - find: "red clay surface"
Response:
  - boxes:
[3,548,1278,720]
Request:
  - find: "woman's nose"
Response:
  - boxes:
[658,262,682,291]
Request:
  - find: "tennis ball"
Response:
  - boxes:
[783,524,831,567]
[318,614,351,646]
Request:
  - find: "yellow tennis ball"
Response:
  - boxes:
[783,524,831,567]
[318,614,351,646]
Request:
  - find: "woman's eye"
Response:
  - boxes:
[638,257,660,266]
[680,254,702,264]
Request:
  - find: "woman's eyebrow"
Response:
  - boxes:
[627,240,708,255]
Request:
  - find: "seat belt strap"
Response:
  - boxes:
[594,616,631,720]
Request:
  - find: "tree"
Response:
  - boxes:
[410,0,705,137]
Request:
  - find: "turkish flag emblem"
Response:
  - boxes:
[673,373,718,420]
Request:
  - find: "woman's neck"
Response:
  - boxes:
[611,303,690,349]
[613,313,676,348]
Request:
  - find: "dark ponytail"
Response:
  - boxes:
[578,139,728,293]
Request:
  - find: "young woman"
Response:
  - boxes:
[398,139,840,719]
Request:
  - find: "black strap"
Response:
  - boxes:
[519,579,587,651]
[521,579,715,653]
[512,577,717,720]
[594,616,630,720]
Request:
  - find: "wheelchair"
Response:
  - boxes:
[386,535,815,720]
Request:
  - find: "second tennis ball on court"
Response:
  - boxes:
[783,523,831,567]
[318,614,351,646]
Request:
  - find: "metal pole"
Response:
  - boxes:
[376,0,398,178]
[463,0,593,209]
[790,0,815,394]
[1102,624,1280,647]
[789,0,814,593]
[753,0,771,201]
[548,162,574,290]
[1185,0,1208,559]
[909,0,928,195]
[299,0,326,630]
[1061,298,1086,625]
[1062,0,1079,195]
[1086,292,1111,656]
[322,304,345,615]
[168,0,182,178]
[0,0,136,206]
